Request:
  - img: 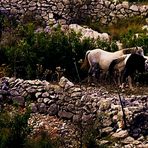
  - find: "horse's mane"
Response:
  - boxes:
[122,47,144,55]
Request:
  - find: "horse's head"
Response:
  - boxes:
[135,46,144,56]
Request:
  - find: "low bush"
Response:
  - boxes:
[0,106,62,148]
[1,20,98,80]
[0,107,31,148]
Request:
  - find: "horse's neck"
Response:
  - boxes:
[122,47,144,56]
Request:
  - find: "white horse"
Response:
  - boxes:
[81,47,144,83]
[81,47,144,72]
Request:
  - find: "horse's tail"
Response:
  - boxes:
[80,51,90,70]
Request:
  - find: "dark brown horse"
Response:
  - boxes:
[121,54,147,90]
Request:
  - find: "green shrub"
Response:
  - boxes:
[0,106,62,148]
[120,30,148,54]
[0,107,31,148]
[1,21,99,80]
[1,14,148,80]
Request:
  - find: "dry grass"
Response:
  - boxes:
[106,16,146,40]
[85,16,146,40]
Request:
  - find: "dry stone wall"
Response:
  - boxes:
[0,76,148,145]
[0,0,148,26]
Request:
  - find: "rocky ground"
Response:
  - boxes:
[0,77,148,148]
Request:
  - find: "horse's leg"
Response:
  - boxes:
[128,76,134,90]
[117,73,120,86]
[88,63,100,85]
[112,70,119,85]
[95,65,100,83]
[100,71,107,84]
[110,71,116,85]
[120,68,128,89]
[105,72,109,84]
[88,66,92,85]
[87,74,91,84]
[118,71,123,86]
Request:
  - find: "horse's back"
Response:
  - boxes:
[87,48,124,70]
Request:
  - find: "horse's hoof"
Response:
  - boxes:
[90,83,96,86]
[121,89,125,92]
[130,87,135,91]
[119,85,124,89]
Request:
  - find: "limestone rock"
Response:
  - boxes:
[48,103,59,115]
[59,76,74,90]
[99,99,111,111]
[58,110,73,119]
[112,130,128,139]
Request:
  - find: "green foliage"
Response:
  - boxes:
[96,40,111,51]
[75,120,99,148]
[0,107,62,148]
[83,15,148,54]
[120,30,148,54]
[110,41,119,52]
[1,20,99,80]
[0,107,31,148]
[1,13,148,80]
[82,124,99,148]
